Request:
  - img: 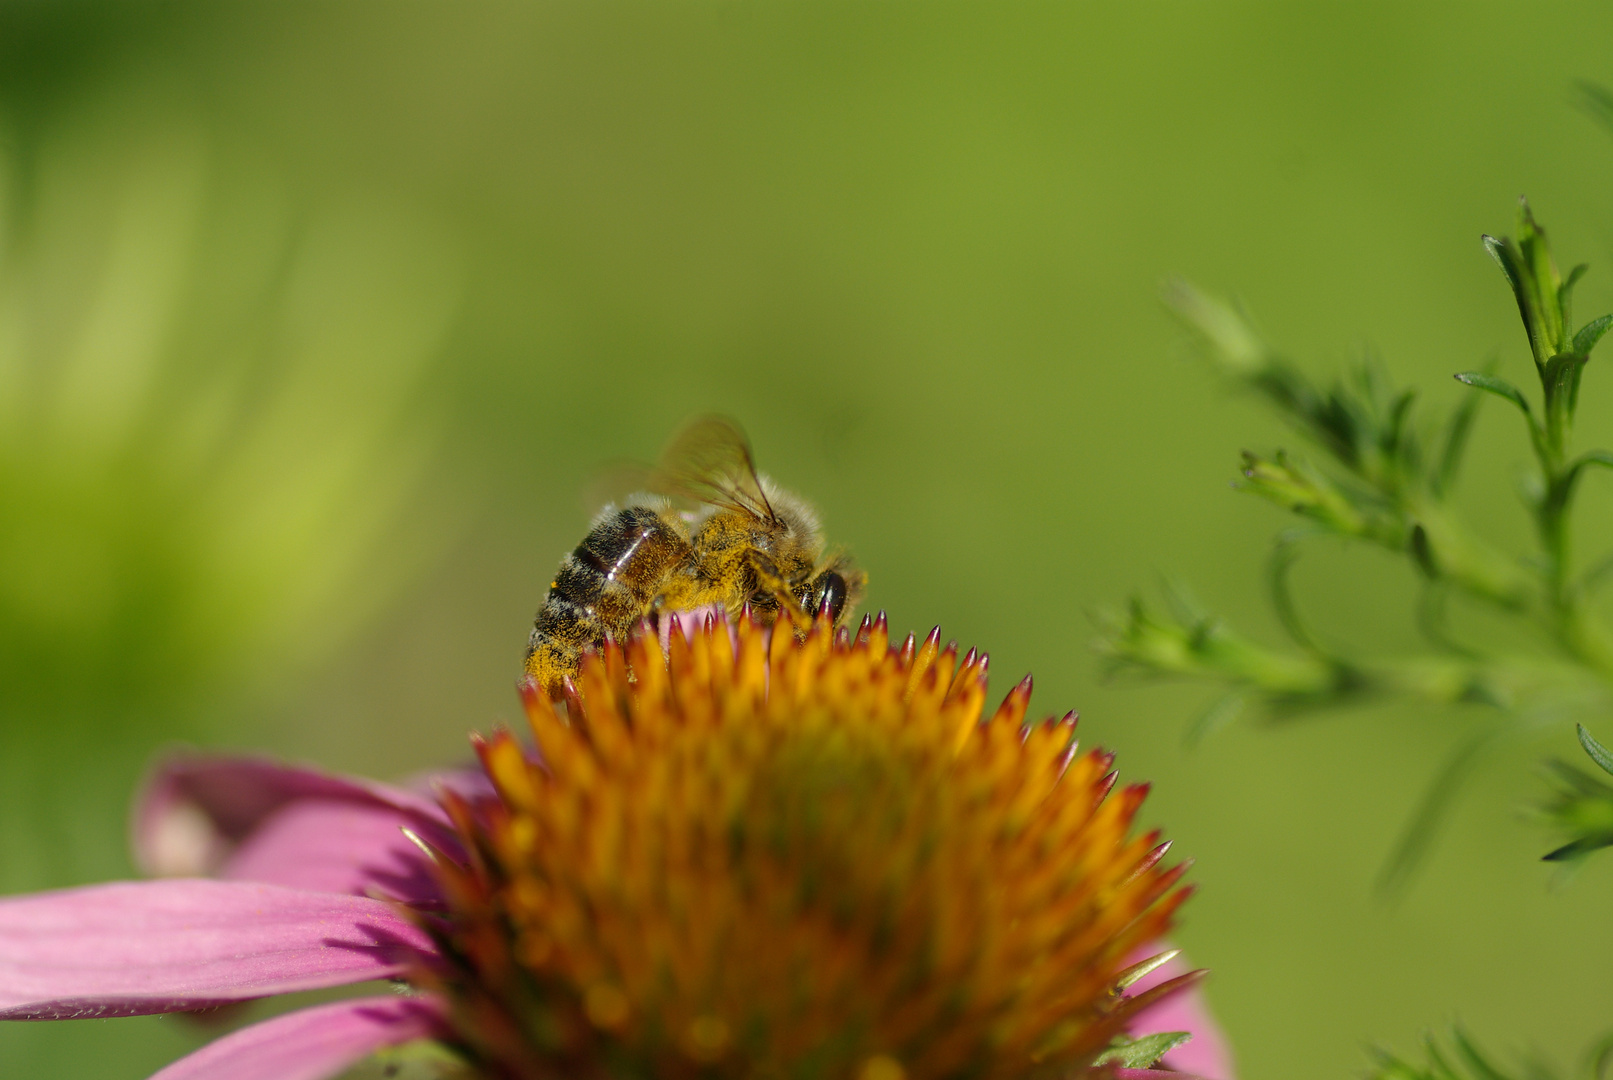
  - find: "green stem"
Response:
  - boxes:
[1524,411,1613,678]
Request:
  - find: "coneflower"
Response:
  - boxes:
[0,612,1222,1080]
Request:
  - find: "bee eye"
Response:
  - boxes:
[816,571,848,623]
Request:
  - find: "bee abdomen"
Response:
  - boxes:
[524,505,687,688]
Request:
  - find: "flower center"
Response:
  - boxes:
[421,614,1190,1080]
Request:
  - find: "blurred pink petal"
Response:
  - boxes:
[1125,947,1235,1080]
[222,798,445,904]
[400,765,497,803]
[147,995,450,1080]
[0,879,436,1019]
[133,754,463,901]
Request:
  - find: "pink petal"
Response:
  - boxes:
[133,755,464,903]
[0,880,437,1019]
[1125,946,1236,1080]
[221,799,444,904]
[148,995,450,1080]
[401,765,498,803]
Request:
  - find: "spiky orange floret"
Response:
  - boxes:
[424,612,1195,1080]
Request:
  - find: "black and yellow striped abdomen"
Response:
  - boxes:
[524,505,690,690]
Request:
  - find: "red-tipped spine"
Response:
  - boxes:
[1129,835,1173,881]
[1053,711,1082,774]
[990,673,1034,728]
[560,677,591,742]
[854,613,874,649]
[1093,767,1119,806]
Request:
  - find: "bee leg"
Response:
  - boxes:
[746,552,813,629]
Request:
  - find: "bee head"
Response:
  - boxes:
[801,555,866,626]
[755,477,824,578]
[750,478,864,627]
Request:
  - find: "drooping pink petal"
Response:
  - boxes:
[147,995,450,1080]
[0,879,437,1019]
[133,754,464,902]
[1124,947,1236,1080]
[401,765,497,804]
[221,799,444,905]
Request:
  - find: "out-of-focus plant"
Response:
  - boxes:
[1542,723,1613,862]
[1095,192,1613,1080]
[0,97,461,888]
[1095,201,1613,888]
[1366,1026,1613,1080]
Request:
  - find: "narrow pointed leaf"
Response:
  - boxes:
[1564,451,1613,502]
[1378,727,1498,895]
[1482,234,1520,289]
[1184,691,1245,748]
[1434,375,1484,496]
[1451,1028,1514,1080]
[1453,372,1531,416]
[1574,313,1613,354]
[1542,835,1613,862]
[1577,79,1613,134]
[1579,724,1613,776]
[1563,262,1590,300]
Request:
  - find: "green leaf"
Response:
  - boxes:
[1433,368,1486,497]
[1575,78,1613,137]
[1565,450,1613,493]
[1542,835,1613,862]
[1237,450,1373,537]
[1096,1032,1193,1070]
[1366,1029,1526,1080]
[1378,727,1501,896]
[1185,689,1246,747]
[1453,371,1531,416]
[1162,279,1269,375]
[1578,723,1613,776]
[1269,532,1324,654]
[1563,262,1590,299]
[1482,233,1521,291]
[1574,313,1613,354]
[1452,1028,1516,1080]
[1582,1029,1613,1080]
[1560,264,1589,334]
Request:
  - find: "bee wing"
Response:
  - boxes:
[650,415,776,522]
[580,458,659,516]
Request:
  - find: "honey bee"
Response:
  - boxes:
[524,417,865,692]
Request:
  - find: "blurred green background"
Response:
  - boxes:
[8,2,1613,1076]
